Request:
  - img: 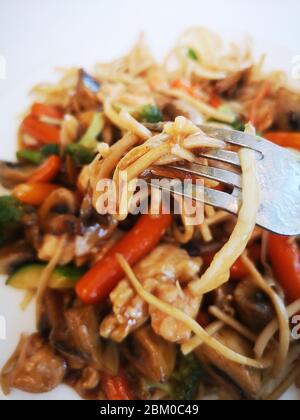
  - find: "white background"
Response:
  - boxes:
[0,0,300,400]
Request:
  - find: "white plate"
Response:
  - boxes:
[0,0,300,400]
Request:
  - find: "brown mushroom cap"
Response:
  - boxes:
[234,278,275,333]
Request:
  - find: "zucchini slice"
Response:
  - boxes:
[6,264,86,290]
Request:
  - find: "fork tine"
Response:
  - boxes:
[145,122,264,155]
[203,186,241,214]
[198,125,263,153]
[168,163,242,188]
[197,149,241,167]
[148,182,241,215]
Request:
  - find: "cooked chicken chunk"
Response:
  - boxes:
[38,234,75,265]
[100,245,202,343]
[2,334,66,394]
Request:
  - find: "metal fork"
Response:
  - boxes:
[146,124,300,236]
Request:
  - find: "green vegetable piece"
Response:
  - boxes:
[187,48,198,61]
[169,353,203,400]
[17,150,42,165]
[231,119,246,132]
[0,196,25,246]
[65,113,104,165]
[79,112,104,150]
[0,196,24,225]
[7,264,86,290]
[65,143,96,165]
[56,265,86,281]
[140,105,163,123]
[41,144,60,157]
[17,144,59,165]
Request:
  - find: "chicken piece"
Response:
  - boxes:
[100,245,202,343]
[100,279,149,343]
[2,334,66,394]
[150,286,200,343]
[196,327,262,400]
[131,244,201,284]
[38,234,75,265]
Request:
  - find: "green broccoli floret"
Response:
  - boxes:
[139,353,203,400]
[169,353,203,400]
[0,196,25,246]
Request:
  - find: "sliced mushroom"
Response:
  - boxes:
[65,303,119,374]
[26,207,81,250]
[76,192,118,259]
[1,333,66,394]
[44,214,80,236]
[195,327,262,400]
[64,303,104,367]
[38,188,78,234]
[0,240,35,275]
[38,290,87,370]
[39,291,112,373]
[0,162,35,189]
[38,188,80,240]
[124,325,176,383]
[42,292,117,374]
[22,210,42,250]
[234,278,275,332]
[38,289,74,336]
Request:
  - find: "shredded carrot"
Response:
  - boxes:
[249,81,272,125]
